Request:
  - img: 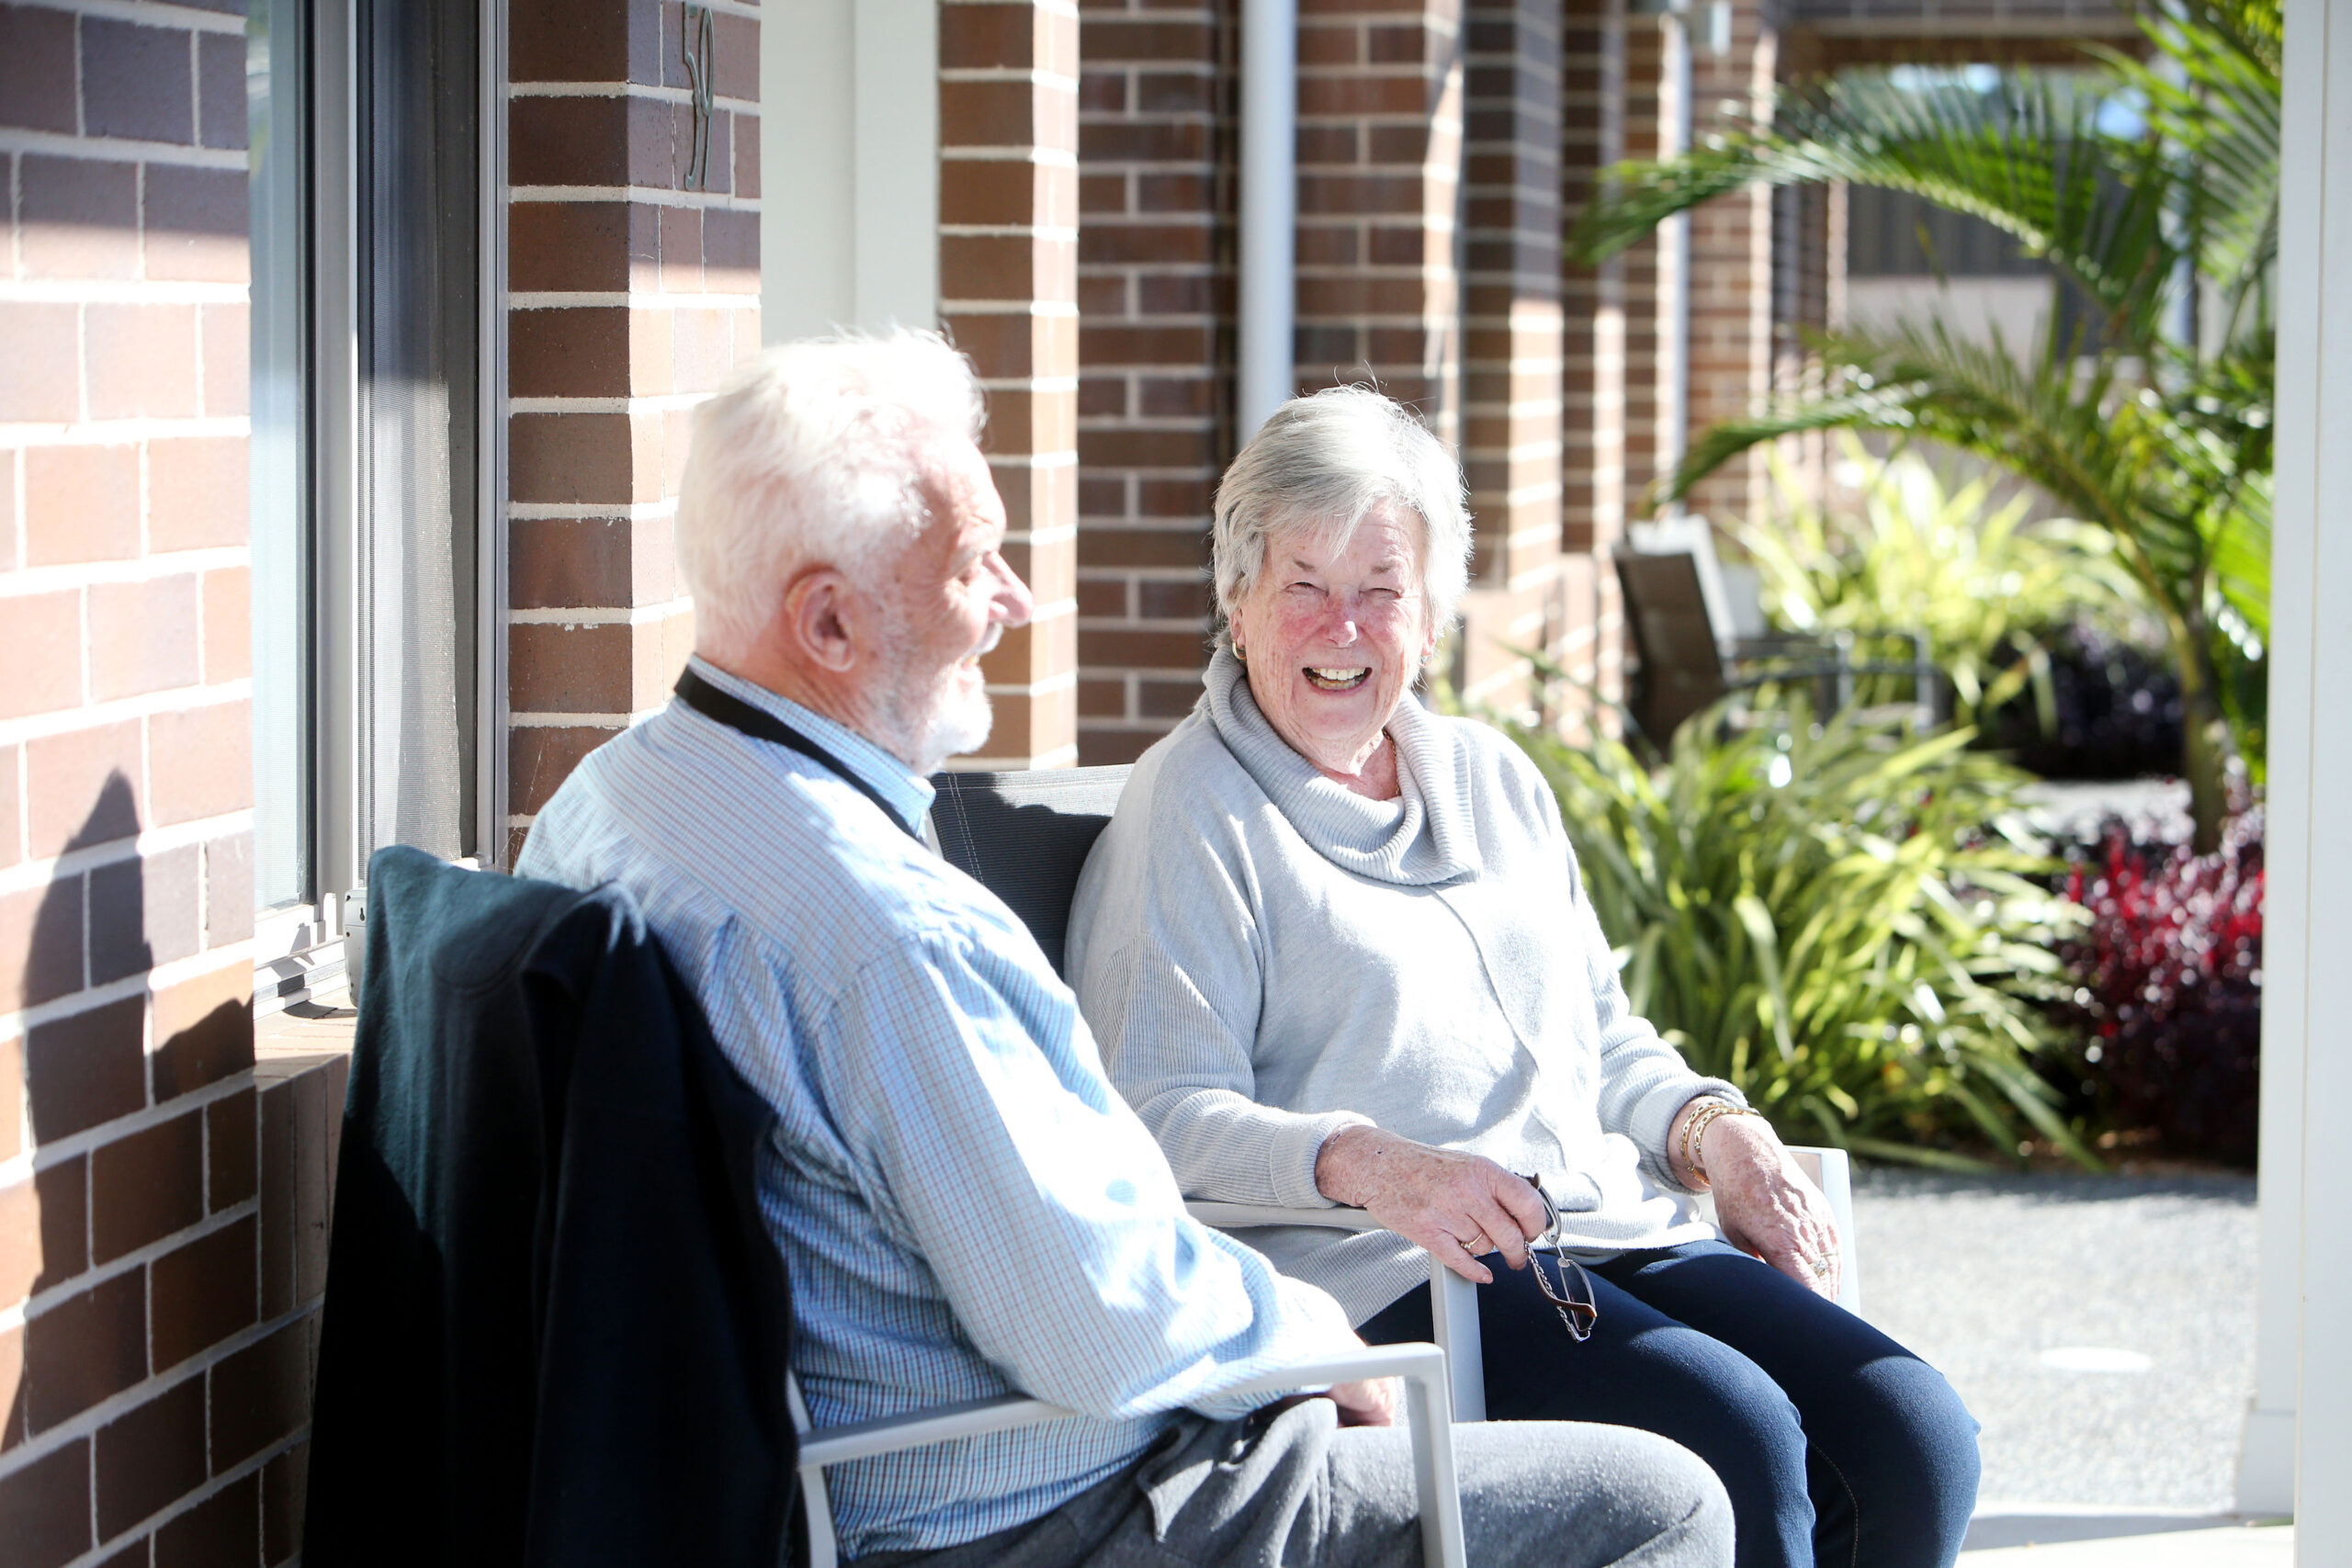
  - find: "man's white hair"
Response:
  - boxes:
[677,331,985,662]
[1211,387,1473,650]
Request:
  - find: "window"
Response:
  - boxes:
[248,0,507,1009]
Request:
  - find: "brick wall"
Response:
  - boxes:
[941,0,1083,769]
[1071,0,1230,764]
[503,0,760,858]
[0,1,333,1561]
[1558,0,1628,721]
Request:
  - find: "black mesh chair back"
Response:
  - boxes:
[1614,547,1730,742]
[927,766,1134,976]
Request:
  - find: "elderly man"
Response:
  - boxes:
[516,333,1732,1568]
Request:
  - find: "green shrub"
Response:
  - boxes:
[1740,442,2144,728]
[1507,704,2096,1168]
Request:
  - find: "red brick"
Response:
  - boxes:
[150,962,253,1103]
[96,1375,208,1538]
[83,17,197,144]
[26,443,141,566]
[0,744,19,867]
[0,304,81,423]
[149,1216,255,1371]
[205,1089,256,1212]
[208,1320,307,1471]
[87,305,202,420]
[511,306,630,398]
[0,5,78,132]
[26,998,149,1143]
[92,1110,205,1264]
[510,0,641,82]
[87,844,200,984]
[200,303,248,417]
[0,1438,93,1568]
[19,156,140,279]
[510,726,617,814]
[148,701,251,828]
[145,165,249,285]
[0,867,85,1021]
[0,1037,17,1162]
[22,1269,147,1430]
[511,412,644,505]
[202,568,251,683]
[0,591,85,719]
[154,1472,258,1568]
[509,622,635,714]
[27,720,143,860]
[0,1176,39,1307]
[149,436,250,553]
[510,96,632,186]
[510,516,637,608]
[202,834,254,950]
[0,1320,22,1450]
[509,201,639,292]
[35,1155,90,1293]
[89,575,202,702]
[261,1440,307,1565]
[198,29,244,150]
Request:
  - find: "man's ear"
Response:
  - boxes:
[781,568,859,673]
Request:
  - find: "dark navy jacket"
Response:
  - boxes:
[304,846,799,1568]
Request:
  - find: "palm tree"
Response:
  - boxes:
[1573,0,2278,852]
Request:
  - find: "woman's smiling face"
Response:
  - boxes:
[1229,503,1435,780]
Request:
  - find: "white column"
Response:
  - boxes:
[2253,2,2352,1556]
[1238,0,1296,439]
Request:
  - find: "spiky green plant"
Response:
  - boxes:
[1741,439,2146,727]
[1573,0,2278,850]
[1509,704,2096,1167]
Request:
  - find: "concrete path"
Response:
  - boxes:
[1845,1167,2276,1558]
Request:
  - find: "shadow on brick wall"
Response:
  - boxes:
[4,773,275,1568]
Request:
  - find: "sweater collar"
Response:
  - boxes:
[1201,648,1475,886]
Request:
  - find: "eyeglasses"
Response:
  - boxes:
[1519,1173,1600,1343]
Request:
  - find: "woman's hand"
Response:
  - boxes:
[1676,1105,1843,1299]
[1313,1125,1552,1284]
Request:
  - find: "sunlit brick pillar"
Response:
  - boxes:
[504,0,761,856]
[1680,0,1777,527]
[1453,0,1568,716]
[1071,0,1229,764]
[0,1,311,1559]
[1294,0,1465,442]
[1559,0,1630,721]
[1620,10,1669,509]
[941,0,1082,770]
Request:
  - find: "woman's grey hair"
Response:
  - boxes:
[1210,388,1473,650]
[676,331,984,663]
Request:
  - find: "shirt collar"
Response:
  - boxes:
[681,655,938,833]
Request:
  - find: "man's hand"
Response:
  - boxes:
[1325,1374,1401,1427]
[1314,1124,1552,1285]
[1676,1106,1842,1299]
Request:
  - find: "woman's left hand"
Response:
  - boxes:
[1685,1111,1844,1300]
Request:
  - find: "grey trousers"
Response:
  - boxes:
[853,1399,1734,1568]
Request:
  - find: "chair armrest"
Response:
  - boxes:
[793,1344,1468,1568]
[1185,1200,1387,1232]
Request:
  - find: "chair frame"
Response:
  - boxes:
[1187,1145,1860,1423]
[790,1342,1468,1568]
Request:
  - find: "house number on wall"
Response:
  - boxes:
[683,4,717,190]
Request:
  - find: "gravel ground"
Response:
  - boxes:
[1849,1166,2259,1510]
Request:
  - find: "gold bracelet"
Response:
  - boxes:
[1679,1100,1759,1190]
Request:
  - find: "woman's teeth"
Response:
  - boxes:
[1303,667,1371,692]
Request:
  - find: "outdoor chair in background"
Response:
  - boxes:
[1614,516,1941,747]
[310,847,1468,1568]
[929,767,1864,1427]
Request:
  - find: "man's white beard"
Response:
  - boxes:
[913,674,992,775]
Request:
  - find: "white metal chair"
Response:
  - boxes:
[1188,1145,1861,1423]
[789,1341,1469,1568]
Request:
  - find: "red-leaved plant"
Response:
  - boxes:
[2059,809,2264,1166]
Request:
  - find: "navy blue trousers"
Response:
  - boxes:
[1359,1240,1979,1568]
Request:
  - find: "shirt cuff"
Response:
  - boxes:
[1275,1111,1376,1209]
[1629,1078,1748,1191]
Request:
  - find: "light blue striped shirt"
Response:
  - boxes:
[516,658,1353,1557]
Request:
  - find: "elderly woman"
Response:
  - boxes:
[1067,389,1979,1568]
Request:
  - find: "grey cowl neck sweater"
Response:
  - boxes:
[1069,649,1736,1323]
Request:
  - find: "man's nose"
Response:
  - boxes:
[990,553,1035,627]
